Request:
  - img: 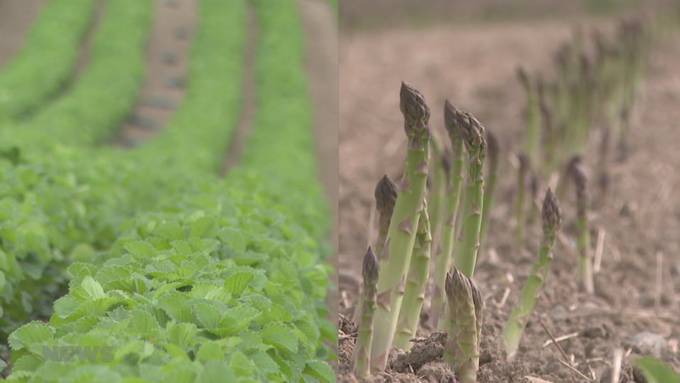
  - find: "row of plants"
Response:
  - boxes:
[1,0,334,381]
[0,0,152,148]
[0,0,242,338]
[0,0,95,122]
[347,16,676,382]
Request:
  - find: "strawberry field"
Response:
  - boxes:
[0,0,335,382]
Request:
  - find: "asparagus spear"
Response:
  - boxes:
[518,67,541,167]
[539,85,557,171]
[480,129,499,242]
[571,164,594,294]
[374,175,398,259]
[528,173,539,225]
[394,205,432,349]
[427,138,449,254]
[370,83,430,371]
[503,189,561,360]
[432,100,465,326]
[515,153,530,249]
[556,155,582,202]
[431,101,466,328]
[444,268,482,383]
[454,112,487,277]
[597,126,611,206]
[353,247,379,378]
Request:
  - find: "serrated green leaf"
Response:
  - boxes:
[196,341,224,362]
[8,321,54,351]
[217,305,260,336]
[304,360,335,383]
[81,276,106,300]
[223,270,254,296]
[262,322,298,354]
[128,309,160,337]
[124,241,156,258]
[197,360,235,383]
[193,301,222,329]
[166,322,197,349]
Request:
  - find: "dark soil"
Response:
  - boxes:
[338,17,680,382]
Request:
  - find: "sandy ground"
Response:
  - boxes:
[338,18,680,381]
[116,0,197,145]
[0,0,46,67]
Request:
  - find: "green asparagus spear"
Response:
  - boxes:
[518,67,541,167]
[354,247,380,378]
[480,129,499,242]
[454,112,487,278]
[431,101,466,328]
[370,83,430,371]
[503,189,561,360]
[571,164,594,294]
[427,138,449,253]
[394,205,432,349]
[515,153,529,250]
[444,268,482,383]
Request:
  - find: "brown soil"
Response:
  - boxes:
[116,0,198,146]
[0,0,46,67]
[338,19,680,382]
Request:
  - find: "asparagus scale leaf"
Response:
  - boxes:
[374,175,398,259]
[370,83,430,372]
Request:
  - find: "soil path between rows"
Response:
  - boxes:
[74,0,106,75]
[297,0,339,320]
[0,0,46,67]
[116,0,198,146]
[338,20,680,381]
[221,3,258,174]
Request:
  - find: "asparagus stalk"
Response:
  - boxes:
[431,100,465,328]
[539,85,557,171]
[518,67,541,167]
[427,138,449,253]
[443,268,482,383]
[353,247,379,378]
[480,129,499,242]
[571,164,594,294]
[556,154,582,202]
[394,205,432,349]
[597,126,611,206]
[454,112,487,278]
[503,189,561,360]
[370,83,431,371]
[528,174,540,225]
[374,175,398,259]
[515,153,530,249]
